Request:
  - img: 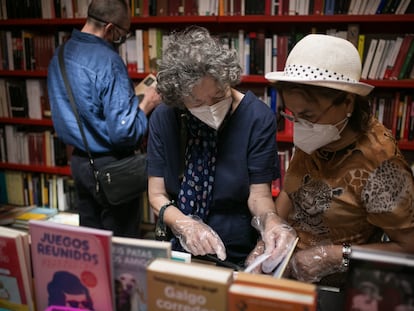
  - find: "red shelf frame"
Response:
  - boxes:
[0,117,53,126]
[0,14,412,26]
[0,162,71,175]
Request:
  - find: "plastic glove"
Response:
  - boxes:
[290,245,341,283]
[171,215,227,261]
[244,240,266,274]
[251,212,297,273]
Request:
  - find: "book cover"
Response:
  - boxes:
[12,206,58,230]
[0,226,34,311]
[29,220,114,311]
[368,38,386,80]
[230,269,316,311]
[230,266,316,311]
[361,38,378,80]
[112,237,171,311]
[228,281,317,311]
[147,258,233,311]
[0,204,35,225]
[134,73,157,102]
[344,246,414,311]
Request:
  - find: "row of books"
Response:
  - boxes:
[1,24,413,84]
[0,125,69,167]
[1,0,91,19]
[121,28,414,81]
[0,78,52,119]
[3,219,414,311]
[0,30,70,72]
[2,0,412,19]
[361,33,414,80]
[0,170,75,210]
[0,220,318,311]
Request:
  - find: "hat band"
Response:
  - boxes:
[284,64,358,83]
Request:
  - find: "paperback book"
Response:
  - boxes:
[112,237,171,311]
[0,226,34,311]
[146,258,233,311]
[29,220,114,311]
[344,246,414,311]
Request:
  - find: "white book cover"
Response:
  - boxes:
[361,38,378,79]
[135,29,144,73]
[377,39,395,79]
[368,38,386,79]
[264,37,272,75]
[26,79,43,120]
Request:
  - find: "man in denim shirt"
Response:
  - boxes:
[47,0,160,237]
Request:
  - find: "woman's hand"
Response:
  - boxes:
[171,215,227,260]
[251,212,297,273]
[290,244,342,283]
[244,240,266,273]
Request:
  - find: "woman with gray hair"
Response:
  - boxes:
[147,26,294,269]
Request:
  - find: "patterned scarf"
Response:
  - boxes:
[177,113,218,221]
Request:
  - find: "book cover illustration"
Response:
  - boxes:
[344,246,414,311]
[112,237,171,311]
[0,227,34,311]
[29,220,114,311]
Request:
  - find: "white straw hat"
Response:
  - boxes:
[265,34,374,96]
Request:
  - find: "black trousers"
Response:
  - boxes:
[70,150,142,238]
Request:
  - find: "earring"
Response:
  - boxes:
[346,112,352,118]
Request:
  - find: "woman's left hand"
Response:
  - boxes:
[290,244,342,283]
[244,240,266,273]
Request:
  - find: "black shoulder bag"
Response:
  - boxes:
[58,44,147,206]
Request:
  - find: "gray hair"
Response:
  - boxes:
[156,26,242,108]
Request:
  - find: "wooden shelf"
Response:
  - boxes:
[1,70,413,88]
[0,14,412,26]
[0,117,53,126]
[0,162,71,175]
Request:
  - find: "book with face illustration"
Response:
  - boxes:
[29,220,114,311]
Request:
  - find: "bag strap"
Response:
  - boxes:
[176,109,187,179]
[58,44,100,189]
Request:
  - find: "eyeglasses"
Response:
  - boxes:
[88,13,131,44]
[280,103,335,128]
[66,300,93,309]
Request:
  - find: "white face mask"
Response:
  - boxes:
[188,97,233,130]
[293,117,349,154]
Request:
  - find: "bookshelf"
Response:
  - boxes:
[0,5,413,206]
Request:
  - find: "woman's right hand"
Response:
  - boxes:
[171,215,227,261]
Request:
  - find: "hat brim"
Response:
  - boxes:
[265,71,374,97]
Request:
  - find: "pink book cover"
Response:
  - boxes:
[29,220,114,311]
[0,232,33,310]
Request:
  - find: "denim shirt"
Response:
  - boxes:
[47,29,148,153]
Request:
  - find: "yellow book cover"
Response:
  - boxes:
[147,258,233,311]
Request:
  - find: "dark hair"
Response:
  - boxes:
[87,0,129,28]
[47,271,94,310]
[272,81,372,133]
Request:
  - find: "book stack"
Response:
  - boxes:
[0,226,34,311]
[229,272,317,311]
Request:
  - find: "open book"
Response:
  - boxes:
[244,237,299,278]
